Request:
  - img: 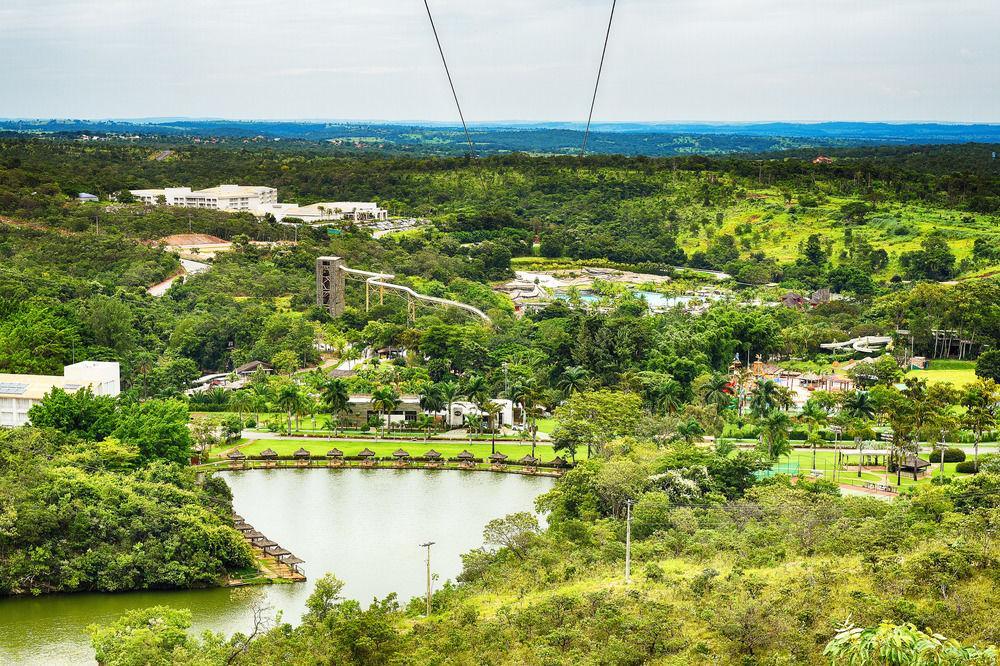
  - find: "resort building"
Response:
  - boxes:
[129,185,278,211]
[342,395,516,429]
[0,361,121,427]
[257,201,389,224]
[129,184,387,223]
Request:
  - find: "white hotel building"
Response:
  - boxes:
[129,184,387,223]
[130,185,278,212]
[0,362,121,428]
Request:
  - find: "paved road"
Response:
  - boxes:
[148,258,210,296]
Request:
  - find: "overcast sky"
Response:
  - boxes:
[1,0,998,123]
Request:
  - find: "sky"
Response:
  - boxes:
[1,0,998,123]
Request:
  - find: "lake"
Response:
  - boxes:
[0,468,554,665]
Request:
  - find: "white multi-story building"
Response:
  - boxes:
[130,185,277,212]
[129,184,387,224]
[257,201,389,224]
[0,361,121,428]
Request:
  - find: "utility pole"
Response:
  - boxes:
[624,499,634,585]
[420,541,435,617]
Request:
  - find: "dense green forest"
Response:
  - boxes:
[2,138,1000,663]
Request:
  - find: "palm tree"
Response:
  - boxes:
[464,413,483,443]
[700,373,732,413]
[840,390,876,421]
[962,380,998,467]
[758,411,792,460]
[558,366,589,397]
[229,390,254,426]
[275,383,303,435]
[507,378,543,457]
[674,418,704,445]
[798,399,828,471]
[749,379,781,418]
[371,386,401,439]
[477,399,502,454]
[416,413,435,441]
[463,374,488,403]
[438,380,462,431]
[302,394,319,431]
[321,378,350,437]
[419,385,445,425]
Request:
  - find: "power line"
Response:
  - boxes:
[581,0,618,158]
[422,0,477,160]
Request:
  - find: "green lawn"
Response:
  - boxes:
[218,439,569,462]
[775,448,974,489]
[905,360,978,388]
[536,418,557,435]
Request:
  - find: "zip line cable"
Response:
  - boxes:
[422,0,478,161]
[581,0,618,157]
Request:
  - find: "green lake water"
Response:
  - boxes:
[0,468,554,665]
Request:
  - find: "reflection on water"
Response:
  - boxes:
[0,468,553,665]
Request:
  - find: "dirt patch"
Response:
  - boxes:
[159,233,227,246]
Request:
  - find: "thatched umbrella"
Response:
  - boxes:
[392,448,411,459]
[326,448,344,458]
[488,452,509,463]
[549,456,568,467]
[236,524,255,532]
[456,450,475,461]
[259,448,278,460]
[265,546,291,557]
[357,448,376,458]
[423,449,443,460]
[293,447,311,459]
[519,454,539,465]
[246,531,265,540]
[256,538,277,548]
[232,513,245,522]
[228,450,247,460]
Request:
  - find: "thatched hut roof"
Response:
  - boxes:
[256,539,277,548]
[293,447,311,458]
[232,513,244,522]
[228,450,247,460]
[489,452,509,462]
[392,448,411,459]
[236,524,254,532]
[549,456,568,467]
[326,448,344,458]
[283,556,305,565]
[246,531,265,540]
[902,455,931,471]
[358,448,376,458]
[259,448,279,459]
[519,454,539,465]
[424,449,442,460]
[265,546,291,557]
[456,450,475,460]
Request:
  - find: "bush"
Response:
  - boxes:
[928,448,966,463]
[955,460,979,474]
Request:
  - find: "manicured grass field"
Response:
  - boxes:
[775,448,973,489]
[219,439,568,462]
[905,360,978,388]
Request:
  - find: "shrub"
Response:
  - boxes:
[955,460,979,474]
[928,448,965,463]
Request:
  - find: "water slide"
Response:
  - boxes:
[341,267,492,324]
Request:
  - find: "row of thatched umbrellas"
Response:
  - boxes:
[232,513,304,575]
[229,447,567,467]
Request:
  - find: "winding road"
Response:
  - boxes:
[148,258,210,296]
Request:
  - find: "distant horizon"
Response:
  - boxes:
[2,117,998,128]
